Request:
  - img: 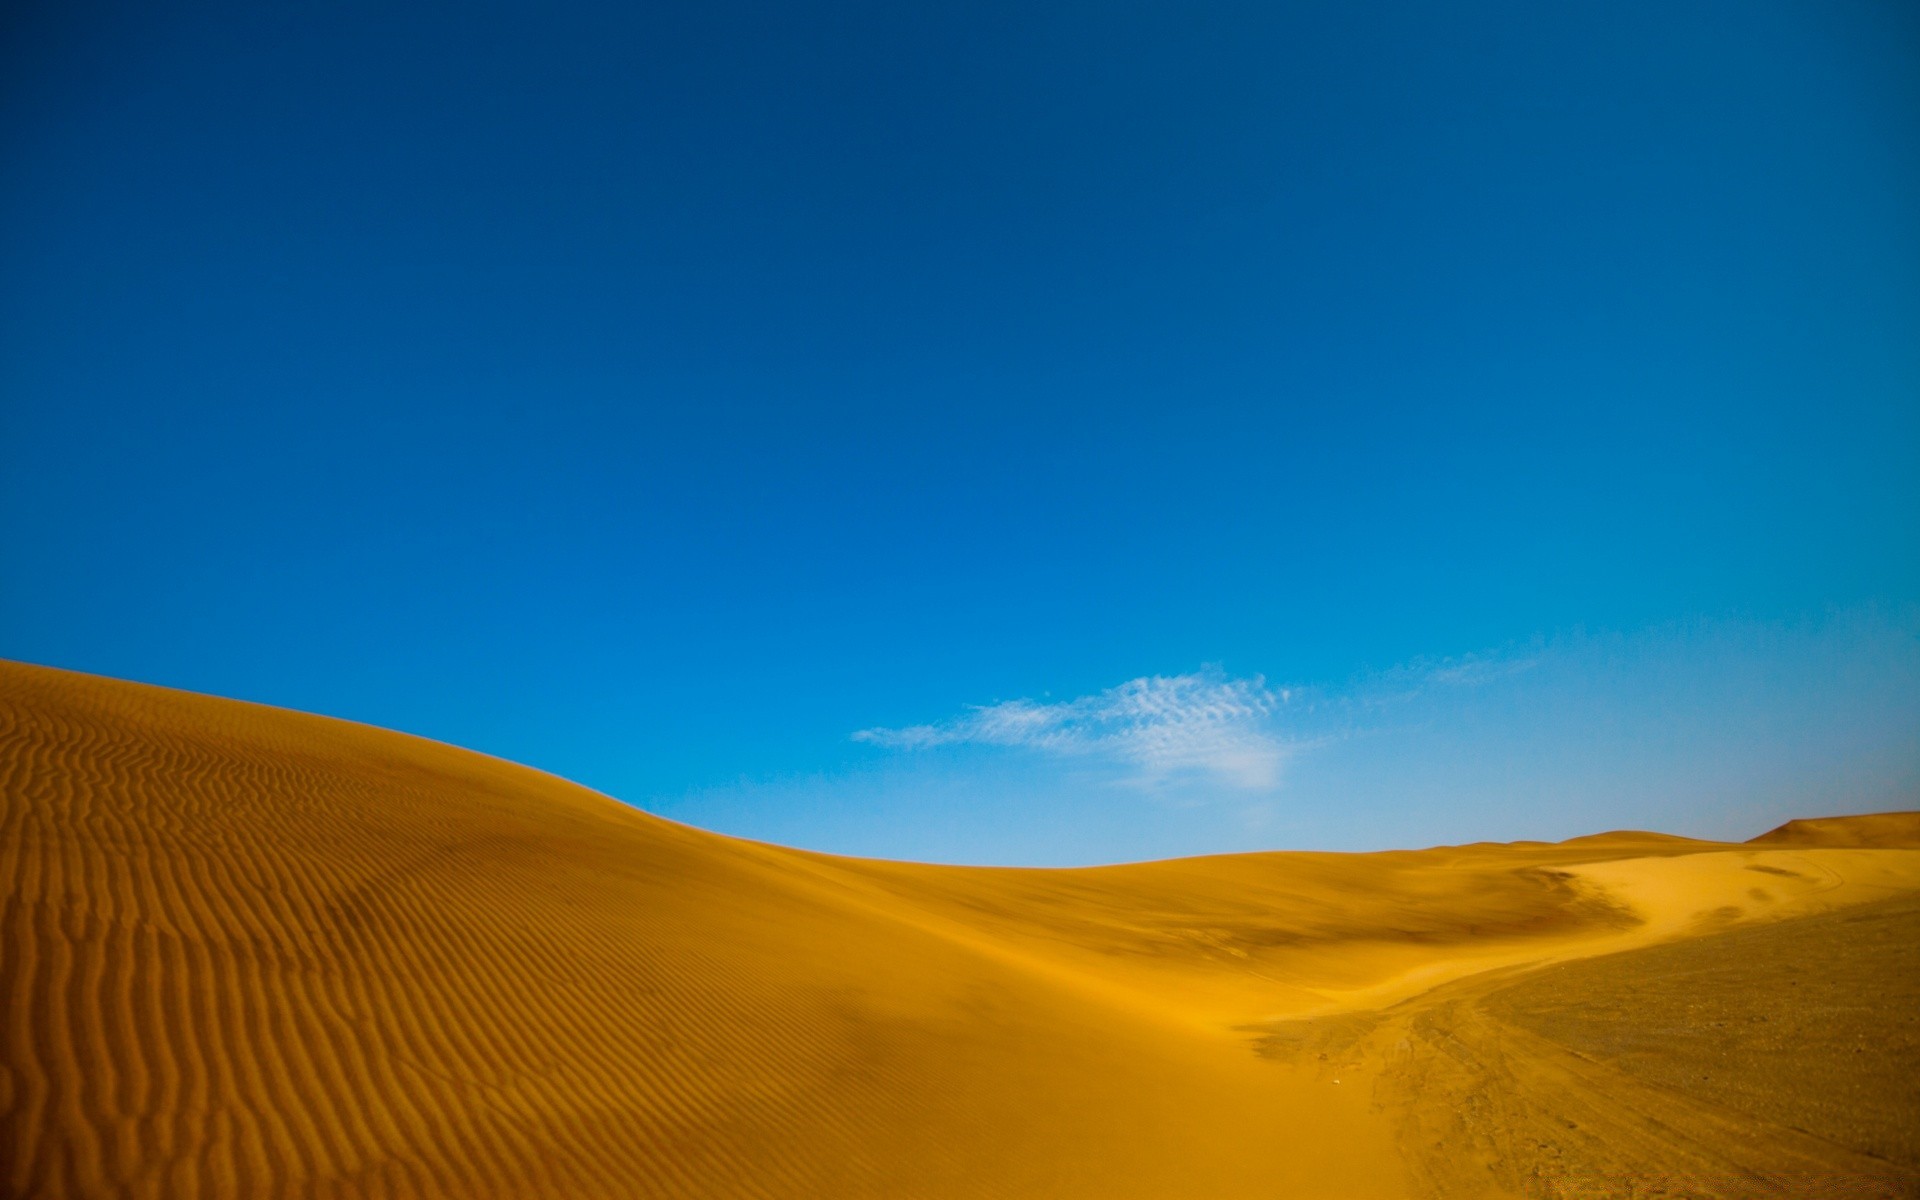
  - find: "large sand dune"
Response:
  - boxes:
[3,659,1916,1198]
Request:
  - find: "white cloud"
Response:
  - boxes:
[1420,652,1541,688]
[854,669,1290,790]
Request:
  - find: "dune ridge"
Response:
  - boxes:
[3,659,1917,1198]
[1747,810,1920,849]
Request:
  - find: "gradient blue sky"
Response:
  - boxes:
[4,0,1917,863]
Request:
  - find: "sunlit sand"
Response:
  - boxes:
[4,659,1915,1197]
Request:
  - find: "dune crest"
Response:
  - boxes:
[4,659,1917,1198]
[1747,810,1920,848]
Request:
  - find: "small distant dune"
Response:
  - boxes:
[3,659,1917,1198]
[1553,828,1716,849]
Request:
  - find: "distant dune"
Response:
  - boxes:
[3,659,1916,1198]
[1747,810,1920,849]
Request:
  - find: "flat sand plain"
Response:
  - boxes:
[3,659,1916,1198]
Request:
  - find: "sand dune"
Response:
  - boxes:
[3,659,1916,1198]
[1746,810,1920,849]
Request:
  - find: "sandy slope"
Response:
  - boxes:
[2,659,1916,1199]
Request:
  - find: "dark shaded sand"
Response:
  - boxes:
[1378,894,1920,1198]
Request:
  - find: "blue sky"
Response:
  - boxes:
[4,0,1917,863]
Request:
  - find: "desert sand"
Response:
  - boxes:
[2,658,1916,1198]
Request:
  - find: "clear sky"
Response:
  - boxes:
[4,0,1917,863]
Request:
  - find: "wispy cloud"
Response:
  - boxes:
[1419,652,1541,688]
[854,669,1290,790]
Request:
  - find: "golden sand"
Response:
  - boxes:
[3,659,1916,1197]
